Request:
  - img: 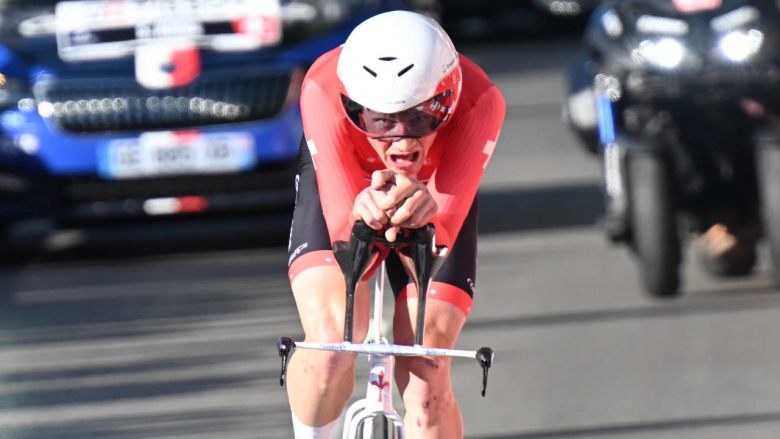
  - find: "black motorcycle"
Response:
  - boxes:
[563,0,780,297]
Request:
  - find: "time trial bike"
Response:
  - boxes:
[277,221,494,438]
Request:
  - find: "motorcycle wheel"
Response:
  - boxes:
[628,148,681,297]
[757,142,780,286]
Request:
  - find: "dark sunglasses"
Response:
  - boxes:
[341,90,455,139]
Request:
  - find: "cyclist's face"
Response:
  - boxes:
[367,133,437,177]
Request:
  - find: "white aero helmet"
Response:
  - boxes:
[337,10,462,138]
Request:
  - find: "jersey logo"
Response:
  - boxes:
[482,138,497,169]
[306,139,318,170]
[288,242,308,266]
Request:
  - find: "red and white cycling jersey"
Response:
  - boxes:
[300,46,505,249]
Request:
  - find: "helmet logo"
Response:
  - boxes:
[442,58,456,74]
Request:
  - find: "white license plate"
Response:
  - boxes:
[99,131,256,179]
[56,0,282,61]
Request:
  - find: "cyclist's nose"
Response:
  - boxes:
[381,137,417,150]
[384,121,414,138]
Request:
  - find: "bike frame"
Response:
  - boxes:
[344,266,402,437]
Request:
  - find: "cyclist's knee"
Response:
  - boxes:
[294,319,360,386]
[397,355,450,381]
[315,350,356,381]
[398,357,457,425]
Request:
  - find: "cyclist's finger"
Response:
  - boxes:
[403,199,437,228]
[384,225,400,242]
[378,175,421,210]
[354,206,385,229]
[353,190,389,229]
[371,169,396,191]
[389,187,436,226]
[388,188,423,225]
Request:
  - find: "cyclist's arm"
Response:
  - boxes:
[300,64,369,245]
[427,78,505,248]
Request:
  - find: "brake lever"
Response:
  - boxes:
[277,336,296,386]
[476,347,494,397]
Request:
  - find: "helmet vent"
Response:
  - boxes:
[379,57,397,61]
[362,66,377,77]
[397,64,414,77]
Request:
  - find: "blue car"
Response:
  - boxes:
[0,0,411,244]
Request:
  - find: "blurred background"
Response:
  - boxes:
[3,0,780,438]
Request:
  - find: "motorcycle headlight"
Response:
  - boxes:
[718,29,764,63]
[634,38,687,69]
[600,9,623,38]
[636,15,688,36]
[711,6,760,33]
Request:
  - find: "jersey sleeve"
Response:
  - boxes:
[427,62,505,249]
[299,53,368,245]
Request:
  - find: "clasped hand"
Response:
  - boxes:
[352,169,437,242]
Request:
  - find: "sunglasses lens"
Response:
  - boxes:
[341,92,454,138]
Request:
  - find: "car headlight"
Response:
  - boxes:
[0,74,31,111]
[634,38,687,69]
[718,29,764,63]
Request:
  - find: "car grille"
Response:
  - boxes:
[33,68,295,134]
[61,162,296,203]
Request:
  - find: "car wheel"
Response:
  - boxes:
[628,147,681,297]
[757,139,780,286]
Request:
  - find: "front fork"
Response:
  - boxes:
[596,90,629,241]
[342,355,404,438]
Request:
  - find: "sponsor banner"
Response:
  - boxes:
[56,0,282,61]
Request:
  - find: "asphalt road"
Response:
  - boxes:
[3,36,780,439]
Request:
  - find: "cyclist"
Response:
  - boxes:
[286,10,505,438]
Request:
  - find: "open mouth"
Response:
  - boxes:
[389,151,420,168]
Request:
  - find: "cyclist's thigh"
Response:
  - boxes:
[287,140,370,339]
[291,266,372,340]
[287,138,335,274]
